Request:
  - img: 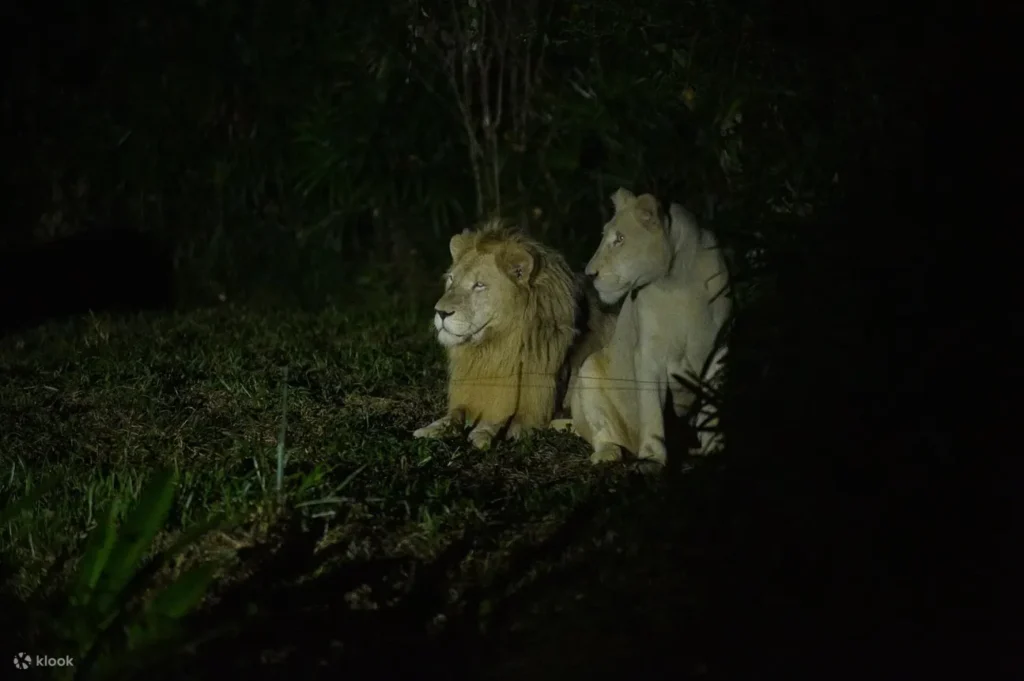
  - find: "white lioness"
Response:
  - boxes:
[413,219,579,450]
[568,188,732,465]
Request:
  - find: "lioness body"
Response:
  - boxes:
[569,189,731,465]
[414,220,579,450]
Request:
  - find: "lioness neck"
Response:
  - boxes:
[665,203,726,289]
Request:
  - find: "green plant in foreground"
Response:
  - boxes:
[4,468,227,680]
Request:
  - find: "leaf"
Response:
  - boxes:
[161,511,234,562]
[69,503,118,606]
[92,468,178,615]
[720,96,744,127]
[672,48,690,69]
[148,563,217,620]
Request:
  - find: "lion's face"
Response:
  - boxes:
[584,188,672,305]
[432,230,535,348]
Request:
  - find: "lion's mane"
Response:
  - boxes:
[444,219,578,433]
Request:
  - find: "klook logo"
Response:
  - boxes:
[11,653,74,670]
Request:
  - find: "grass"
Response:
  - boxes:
[0,263,734,681]
[0,276,658,614]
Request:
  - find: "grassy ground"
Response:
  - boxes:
[0,273,653,605]
[4,230,978,678]
[2,264,735,680]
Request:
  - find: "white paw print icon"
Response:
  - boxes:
[13,652,32,670]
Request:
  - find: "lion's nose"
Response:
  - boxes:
[584,268,598,280]
[435,308,453,320]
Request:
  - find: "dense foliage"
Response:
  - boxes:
[4,0,881,301]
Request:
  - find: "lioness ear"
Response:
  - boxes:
[496,245,536,285]
[633,193,663,231]
[610,187,636,213]
[449,229,472,261]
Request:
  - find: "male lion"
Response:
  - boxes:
[413,219,580,450]
[568,188,732,465]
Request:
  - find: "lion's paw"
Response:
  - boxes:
[637,438,667,466]
[413,417,450,439]
[590,443,623,464]
[505,421,525,441]
[468,428,495,451]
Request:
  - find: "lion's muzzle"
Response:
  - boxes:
[433,310,493,348]
[434,308,472,338]
[434,308,453,333]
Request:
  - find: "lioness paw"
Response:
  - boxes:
[637,439,667,466]
[548,418,576,434]
[590,443,623,464]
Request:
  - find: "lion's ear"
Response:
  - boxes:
[449,229,472,261]
[633,193,663,231]
[479,217,504,233]
[610,187,636,213]
[496,245,536,285]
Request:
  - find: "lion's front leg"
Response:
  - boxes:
[504,418,532,442]
[413,408,465,439]
[413,415,452,439]
[635,350,670,466]
[467,420,502,450]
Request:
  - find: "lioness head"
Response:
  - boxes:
[432,221,540,348]
[584,188,672,305]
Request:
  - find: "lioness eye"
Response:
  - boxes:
[472,282,486,292]
[613,232,624,245]
[445,273,454,287]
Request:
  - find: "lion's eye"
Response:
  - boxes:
[445,273,454,287]
[472,282,486,292]
[613,232,624,245]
